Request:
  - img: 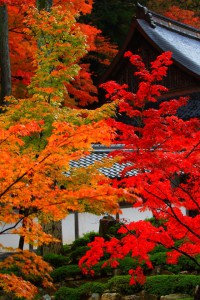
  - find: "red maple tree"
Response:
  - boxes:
[164,5,200,28]
[79,51,200,284]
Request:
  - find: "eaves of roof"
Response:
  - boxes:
[137,19,200,79]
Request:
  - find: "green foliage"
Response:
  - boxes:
[71,238,90,250]
[150,252,167,267]
[69,246,90,264]
[0,266,19,276]
[81,0,147,47]
[63,244,72,256]
[54,282,108,300]
[82,231,100,242]
[43,253,70,268]
[54,287,81,300]
[177,255,200,273]
[92,260,113,276]
[117,257,140,274]
[76,282,93,298]
[51,265,81,282]
[71,231,99,251]
[89,282,108,294]
[149,251,200,274]
[145,217,167,228]
[150,251,180,273]
[69,232,100,263]
[26,4,87,104]
[145,275,200,296]
[178,299,193,300]
[107,275,143,295]
[150,244,168,254]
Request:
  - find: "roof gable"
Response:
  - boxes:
[101,3,200,83]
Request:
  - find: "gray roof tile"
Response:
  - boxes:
[67,146,137,178]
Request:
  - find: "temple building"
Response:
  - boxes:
[100,3,200,119]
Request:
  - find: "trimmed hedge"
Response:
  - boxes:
[54,287,82,300]
[107,275,142,295]
[51,265,81,282]
[43,254,70,268]
[150,252,200,274]
[69,245,89,263]
[54,274,200,299]
[70,232,99,251]
[145,275,200,297]
[54,282,108,300]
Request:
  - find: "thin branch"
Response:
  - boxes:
[144,188,200,240]
[0,217,24,234]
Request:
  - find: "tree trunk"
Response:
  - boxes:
[195,285,200,300]
[36,0,64,256]
[40,220,63,255]
[0,5,11,104]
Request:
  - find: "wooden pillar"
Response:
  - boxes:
[0,5,11,104]
[74,212,79,240]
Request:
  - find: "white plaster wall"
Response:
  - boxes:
[59,207,153,244]
[0,208,152,250]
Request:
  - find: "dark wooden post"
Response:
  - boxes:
[0,5,11,104]
[74,212,79,240]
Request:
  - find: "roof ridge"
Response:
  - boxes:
[136,3,200,40]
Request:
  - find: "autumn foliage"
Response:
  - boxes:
[165,5,200,28]
[0,1,120,298]
[0,87,125,298]
[0,250,53,299]
[0,0,199,298]
[3,0,117,104]
[79,51,200,285]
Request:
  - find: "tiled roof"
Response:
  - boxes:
[100,4,200,85]
[177,93,200,119]
[68,145,137,179]
[137,15,200,78]
[68,5,200,177]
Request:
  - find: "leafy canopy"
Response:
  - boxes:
[79,51,200,285]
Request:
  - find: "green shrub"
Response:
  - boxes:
[90,282,108,294]
[63,244,72,255]
[0,266,19,276]
[70,232,99,251]
[150,252,200,274]
[51,265,81,282]
[54,287,81,300]
[78,282,107,297]
[92,260,113,276]
[117,257,139,274]
[145,217,167,228]
[77,282,93,298]
[150,244,168,254]
[43,254,70,268]
[178,255,200,273]
[83,231,99,242]
[107,275,143,295]
[54,282,107,300]
[106,223,122,238]
[145,275,200,296]
[69,245,89,263]
[71,237,90,250]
